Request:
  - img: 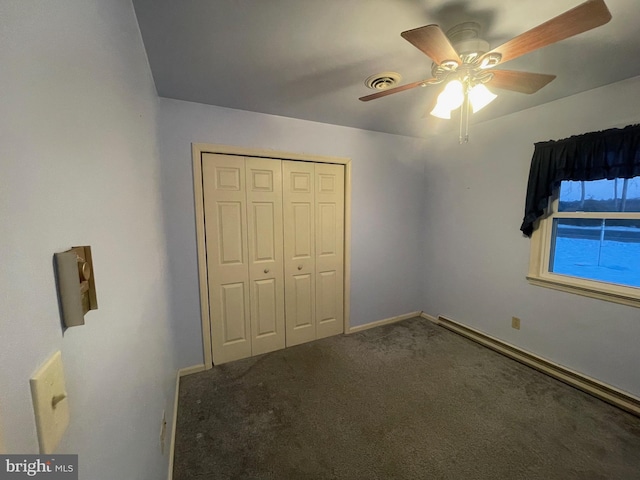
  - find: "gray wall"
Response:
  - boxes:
[158,98,429,368]
[0,1,176,477]
[422,76,640,397]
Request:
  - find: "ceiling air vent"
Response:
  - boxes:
[364,72,402,90]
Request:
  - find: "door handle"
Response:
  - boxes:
[297,265,303,270]
[264,268,269,274]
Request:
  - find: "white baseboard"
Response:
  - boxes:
[178,364,206,377]
[435,315,640,417]
[348,311,421,334]
[168,365,206,480]
[420,312,438,323]
[167,373,179,480]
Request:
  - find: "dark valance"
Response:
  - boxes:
[520,124,640,237]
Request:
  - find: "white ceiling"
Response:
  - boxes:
[133,0,640,139]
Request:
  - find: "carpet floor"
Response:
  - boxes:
[173,317,640,479]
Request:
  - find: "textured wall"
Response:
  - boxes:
[422,76,640,397]
[0,1,176,478]
[157,98,430,368]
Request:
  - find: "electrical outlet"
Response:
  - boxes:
[512,317,521,330]
[159,410,167,454]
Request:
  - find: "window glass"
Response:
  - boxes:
[559,177,640,212]
[550,218,640,288]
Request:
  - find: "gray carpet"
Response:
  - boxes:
[173,317,640,479]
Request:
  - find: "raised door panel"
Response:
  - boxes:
[253,279,277,336]
[292,203,313,259]
[246,158,285,355]
[217,202,244,265]
[252,203,276,262]
[318,203,337,256]
[219,283,248,344]
[315,163,345,339]
[202,153,251,363]
[283,161,316,346]
[292,273,314,329]
[317,270,337,326]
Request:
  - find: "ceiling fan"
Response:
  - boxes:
[359,0,612,143]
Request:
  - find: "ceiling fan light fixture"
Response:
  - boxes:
[430,103,452,119]
[439,60,459,71]
[362,0,612,140]
[430,79,464,119]
[431,80,464,120]
[479,53,502,69]
[468,84,497,113]
[439,80,465,109]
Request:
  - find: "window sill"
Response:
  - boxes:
[527,274,640,308]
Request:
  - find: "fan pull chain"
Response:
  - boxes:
[459,86,470,144]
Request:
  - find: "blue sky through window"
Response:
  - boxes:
[559,177,640,212]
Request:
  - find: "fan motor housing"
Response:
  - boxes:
[446,22,490,61]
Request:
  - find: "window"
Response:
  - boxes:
[528,176,640,306]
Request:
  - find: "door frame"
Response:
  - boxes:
[192,143,352,368]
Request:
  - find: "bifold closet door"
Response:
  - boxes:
[202,153,252,364]
[245,157,285,356]
[203,154,344,362]
[315,163,345,339]
[283,161,345,346]
[202,154,286,364]
[283,161,316,347]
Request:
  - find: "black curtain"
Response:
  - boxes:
[520,124,640,237]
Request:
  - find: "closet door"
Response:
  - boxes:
[283,161,316,347]
[202,153,251,364]
[315,163,345,339]
[245,158,285,355]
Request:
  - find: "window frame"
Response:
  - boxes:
[527,187,640,308]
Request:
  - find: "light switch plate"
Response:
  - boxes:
[30,351,69,454]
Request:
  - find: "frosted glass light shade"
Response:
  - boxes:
[429,80,464,119]
[430,103,452,119]
[469,84,497,113]
[439,80,464,110]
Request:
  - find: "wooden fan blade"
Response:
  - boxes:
[488,70,556,94]
[359,78,435,102]
[482,0,611,66]
[401,25,462,65]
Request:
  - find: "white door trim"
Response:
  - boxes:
[192,143,352,368]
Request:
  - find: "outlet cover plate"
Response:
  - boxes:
[30,351,69,454]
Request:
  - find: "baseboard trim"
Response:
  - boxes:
[420,312,439,324]
[178,364,206,377]
[167,373,180,480]
[348,311,421,334]
[168,365,206,480]
[436,315,640,417]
